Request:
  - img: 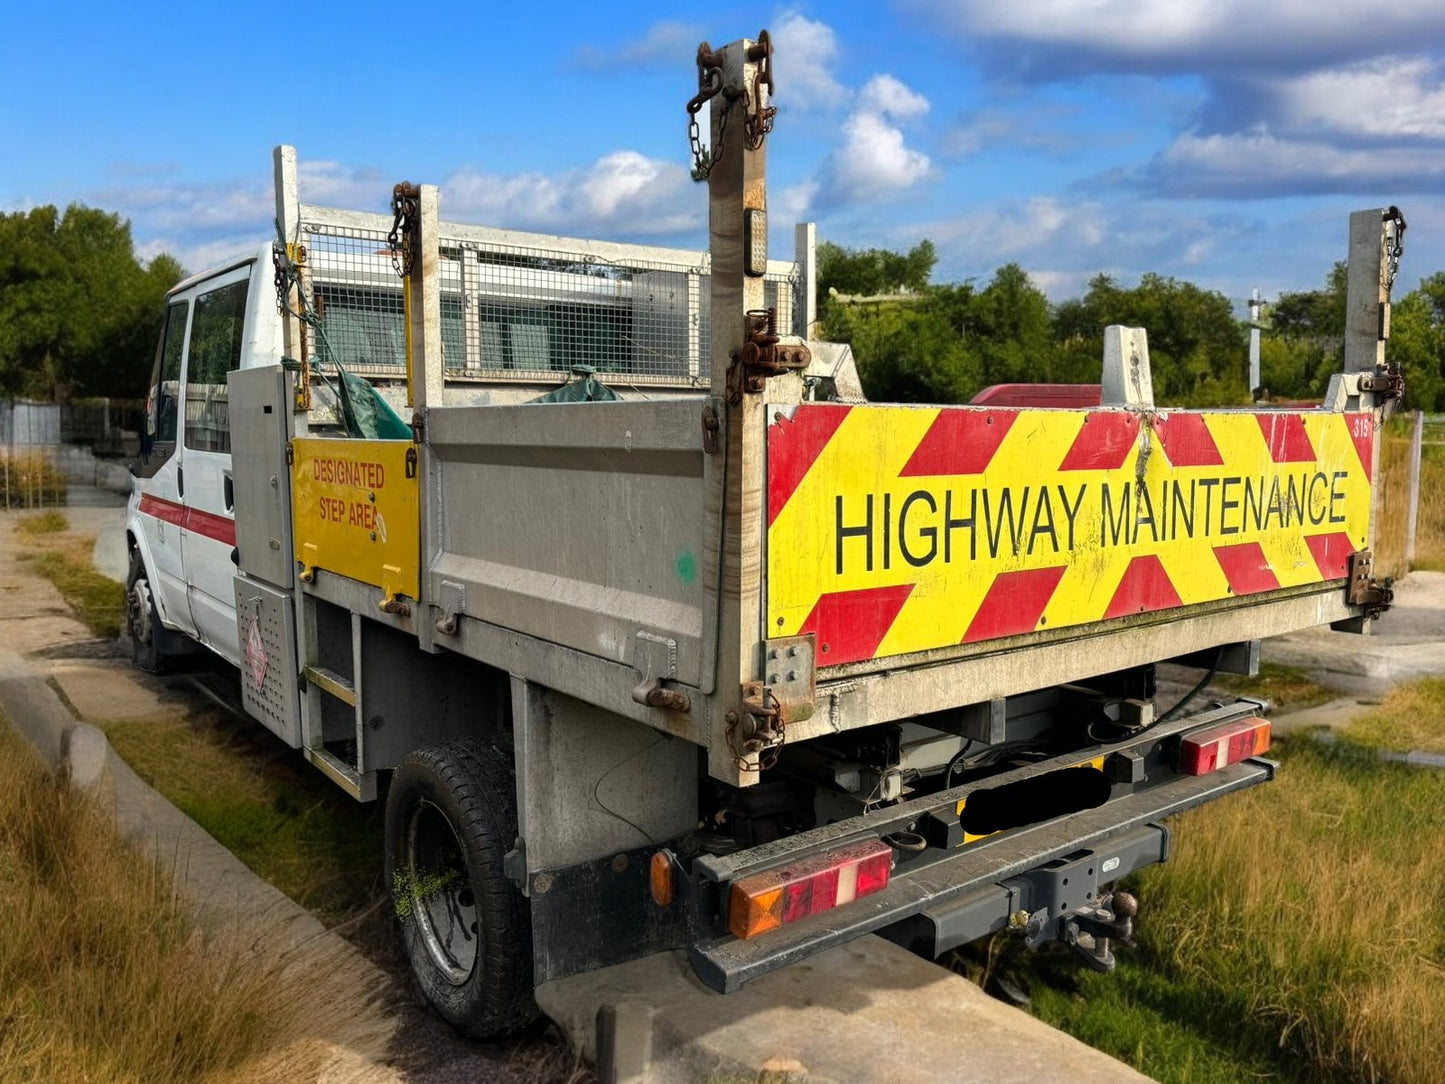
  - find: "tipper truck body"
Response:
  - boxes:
[124,33,1404,1036]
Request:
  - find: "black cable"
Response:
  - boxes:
[1155,645,1226,726]
[942,739,975,787]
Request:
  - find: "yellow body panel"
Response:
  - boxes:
[290,438,420,601]
[767,405,1374,666]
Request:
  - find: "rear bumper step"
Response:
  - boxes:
[690,757,1274,992]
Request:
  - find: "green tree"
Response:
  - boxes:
[0,204,181,399]
[817,239,937,300]
[1388,273,1445,411]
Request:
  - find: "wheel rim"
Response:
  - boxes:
[129,577,154,645]
[405,799,479,985]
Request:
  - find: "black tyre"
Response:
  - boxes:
[126,549,169,674]
[385,739,537,1038]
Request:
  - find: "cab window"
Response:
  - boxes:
[149,300,189,446]
[184,278,248,453]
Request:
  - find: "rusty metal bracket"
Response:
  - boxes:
[762,634,816,724]
[735,309,812,393]
[632,631,691,714]
[1359,363,1405,401]
[1346,549,1394,618]
[701,400,721,455]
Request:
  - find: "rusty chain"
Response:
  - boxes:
[687,30,775,181]
[388,182,420,278]
[745,30,776,150]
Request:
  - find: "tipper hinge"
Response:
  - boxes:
[1346,549,1393,618]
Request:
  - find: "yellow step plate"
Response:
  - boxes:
[290,438,419,602]
[766,405,1375,666]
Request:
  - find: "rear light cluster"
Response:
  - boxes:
[1180,716,1271,776]
[727,839,892,940]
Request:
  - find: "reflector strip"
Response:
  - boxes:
[1180,717,1271,776]
[727,839,892,940]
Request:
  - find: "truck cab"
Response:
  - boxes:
[128,254,280,668]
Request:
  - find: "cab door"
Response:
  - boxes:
[178,268,251,663]
[134,297,198,637]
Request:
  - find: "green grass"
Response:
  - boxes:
[16,509,68,535]
[103,708,386,927]
[1217,661,1336,713]
[1005,688,1445,1084]
[1341,677,1445,754]
[28,549,127,638]
[0,712,281,1083]
[11,515,127,639]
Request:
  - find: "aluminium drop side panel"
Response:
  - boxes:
[228,365,295,588]
[425,399,708,690]
[765,402,1376,711]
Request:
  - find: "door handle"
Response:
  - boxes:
[177,466,184,499]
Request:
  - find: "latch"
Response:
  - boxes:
[726,635,817,770]
[1346,549,1393,618]
[632,630,690,713]
[434,579,465,636]
[734,308,812,394]
[701,398,721,455]
[1359,363,1405,402]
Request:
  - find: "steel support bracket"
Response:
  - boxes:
[1359,363,1405,402]
[632,631,691,713]
[433,579,465,636]
[761,634,816,724]
[1345,549,1393,617]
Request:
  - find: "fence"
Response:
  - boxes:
[1375,411,1444,578]
[295,211,801,390]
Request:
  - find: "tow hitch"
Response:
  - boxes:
[1022,890,1139,973]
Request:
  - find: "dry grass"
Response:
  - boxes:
[11,514,127,639]
[1028,682,1445,1083]
[0,715,281,1083]
[1377,415,1445,575]
[1342,677,1445,754]
[15,509,68,535]
[0,450,66,509]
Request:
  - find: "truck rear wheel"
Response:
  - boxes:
[385,739,537,1039]
[126,551,170,674]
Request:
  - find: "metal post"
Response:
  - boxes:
[1405,409,1424,569]
[272,146,307,417]
[1344,209,1389,378]
[701,36,770,785]
[796,222,817,339]
[411,183,443,650]
[1248,288,1262,400]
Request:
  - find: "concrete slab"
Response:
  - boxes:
[538,938,1150,1084]
[49,660,195,723]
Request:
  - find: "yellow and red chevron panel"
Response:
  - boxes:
[766,404,1375,667]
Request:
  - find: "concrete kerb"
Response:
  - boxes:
[0,646,404,1083]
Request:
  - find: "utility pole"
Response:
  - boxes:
[1248,287,1262,401]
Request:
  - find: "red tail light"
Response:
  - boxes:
[1180,717,1271,776]
[727,839,893,940]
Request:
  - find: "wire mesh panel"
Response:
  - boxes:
[300,222,409,377]
[298,218,799,389]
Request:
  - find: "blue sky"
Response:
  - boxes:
[4,1,1443,308]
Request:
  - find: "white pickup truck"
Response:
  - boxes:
[125,32,1401,1039]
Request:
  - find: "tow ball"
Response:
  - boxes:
[1020,890,1138,973]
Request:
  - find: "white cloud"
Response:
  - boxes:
[1145,126,1445,197]
[1271,57,1445,141]
[772,11,847,109]
[442,150,701,236]
[820,110,933,204]
[912,0,1445,73]
[857,74,929,119]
